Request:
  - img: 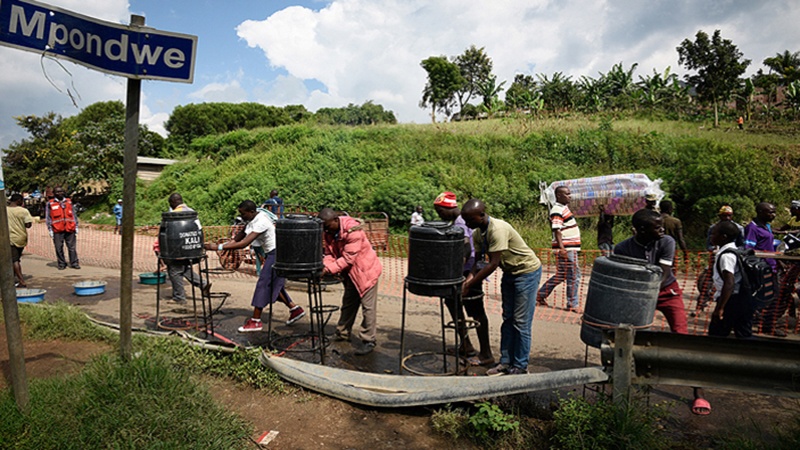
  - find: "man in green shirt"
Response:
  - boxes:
[461,199,542,376]
[7,193,33,287]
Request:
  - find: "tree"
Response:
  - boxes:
[638,67,677,108]
[599,62,639,110]
[453,45,493,112]
[164,103,300,149]
[476,75,506,112]
[419,56,464,122]
[763,50,800,85]
[2,102,164,193]
[505,74,543,113]
[314,101,397,125]
[784,80,800,118]
[677,30,751,127]
[577,75,608,112]
[537,72,578,112]
[2,113,79,191]
[734,78,755,120]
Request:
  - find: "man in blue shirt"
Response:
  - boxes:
[262,190,284,217]
[113,199,123,235]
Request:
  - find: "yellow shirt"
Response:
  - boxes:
[473,217,541,275]
[8,206,33,248]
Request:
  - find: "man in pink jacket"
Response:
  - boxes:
[319,208,383,355]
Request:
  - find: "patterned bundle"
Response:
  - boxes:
[539,174,663,218]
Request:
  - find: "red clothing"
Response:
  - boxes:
[657,280,688,334]
[323,216,382,297]
[48,198,77,233]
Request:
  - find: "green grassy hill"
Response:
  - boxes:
[127,117,800,249]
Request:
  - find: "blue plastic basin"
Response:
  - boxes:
[139,272,166,285]
[16,289,46,303]
[73,281,107,296]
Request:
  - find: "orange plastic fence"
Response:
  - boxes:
[24,222,797,337]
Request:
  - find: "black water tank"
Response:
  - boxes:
[406,221,465,296]
[274,214,324,278]
[158,211,204,261]
[580,254,662,348]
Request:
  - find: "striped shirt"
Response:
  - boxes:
[549,203,581,250]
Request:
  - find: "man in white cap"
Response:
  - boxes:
[113,199,123,235]
[698,204,745,312]
[705,205,745,251]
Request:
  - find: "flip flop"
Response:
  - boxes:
[691,398,711,416]
[467,356,496,367]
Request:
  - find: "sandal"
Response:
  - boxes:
[467,356,496,367]
[691,398,711,416]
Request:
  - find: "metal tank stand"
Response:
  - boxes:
[155,255,214,336]
[399,279,473,376]
[268,270,338,365]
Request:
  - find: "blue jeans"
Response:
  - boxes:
[537,250,581,308]
[499,267,542,370]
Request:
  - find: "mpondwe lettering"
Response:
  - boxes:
[0,0,196,82]
[7,5,185,68]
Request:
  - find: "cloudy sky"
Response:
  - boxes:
[0,0,798,149]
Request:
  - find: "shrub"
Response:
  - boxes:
[551,393,670,450]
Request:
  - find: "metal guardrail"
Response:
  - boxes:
[600,326,800,402]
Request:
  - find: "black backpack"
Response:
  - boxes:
[715,248,775,306]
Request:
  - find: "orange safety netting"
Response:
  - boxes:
[24,222,798,337]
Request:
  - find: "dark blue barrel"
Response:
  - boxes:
[158,211,204,261]
[580,254,662,348]
[406,221,465,297]
[274,214,324,278]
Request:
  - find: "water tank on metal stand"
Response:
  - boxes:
[581,254,662,348]
[274,214,324,278]
[158,211,204,261]
[406,221,465,297]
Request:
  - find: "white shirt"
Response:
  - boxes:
[245,211,275,252]
[411,211,424,226]
[713,242,742,299]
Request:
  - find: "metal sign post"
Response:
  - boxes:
[118,15,144,361]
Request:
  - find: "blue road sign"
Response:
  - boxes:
[0,0,197,83]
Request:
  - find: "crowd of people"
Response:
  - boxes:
[7,186,796,403]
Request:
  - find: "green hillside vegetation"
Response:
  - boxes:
[132,117,800,249]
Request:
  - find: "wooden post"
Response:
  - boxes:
[119,14,145,361]
[0,158,30,412]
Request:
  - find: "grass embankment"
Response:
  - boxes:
[0,303,282,449]
[87,117,800,249]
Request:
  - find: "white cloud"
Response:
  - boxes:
[140,101,169,137]
[236,0,800,123]
[189,79,248,103]
[253,74,311,106]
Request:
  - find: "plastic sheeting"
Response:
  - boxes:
[539,174,664,217]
